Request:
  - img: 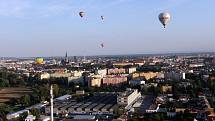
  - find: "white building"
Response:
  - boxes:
[129,80,145,85]
[95,69,107,77]
[71,71,83,77]
[182,73,186,80]
[117,88,141,109]
[189,63,205,68]
[40,73,50,80]
[126,67,136,74]
[7,110,29,120]
[25,115,36,121]
[88,76,102,87]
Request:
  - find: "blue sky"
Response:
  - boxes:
[0,0,214,57]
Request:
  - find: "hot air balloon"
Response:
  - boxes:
[35,57,44,64]
[159,12,171,28]
[101,16,104,21]
[101,43,104,48]
[79,11,85,18]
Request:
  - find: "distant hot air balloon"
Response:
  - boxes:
[79,11,85,18]
[159,12,171,28]
[101,16,104,21]
[35,57,44,64]
[101,43,104,48]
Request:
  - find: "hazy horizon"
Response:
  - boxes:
[0,0,214,57]
[1,51,214,58]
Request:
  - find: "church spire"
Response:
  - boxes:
[65,51,69,63]
[65,51,68,59]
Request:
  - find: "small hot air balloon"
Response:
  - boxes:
[79,11,85,18]
[101,16,104,21]
[101,43,104,48]
[159,12,171,28]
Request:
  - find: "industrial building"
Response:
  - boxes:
[45,93,117,116]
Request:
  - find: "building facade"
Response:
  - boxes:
[117,89,141,108]
[103,75,127,86]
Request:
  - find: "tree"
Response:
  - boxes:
[10,98,20,105]
[152,114,161,121]
[148,86,160,95]
[20,95,31,107]
[183,109,194,121]
[0,104,14,121]
[18,112,28,121]
[0,78,9,87]
[38,84,49,101]
[30,108,40,119]
[53,84,59,97]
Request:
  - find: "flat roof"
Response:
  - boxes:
[55,94,72,101]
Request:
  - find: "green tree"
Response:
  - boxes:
[30,108,40,119]
[38,84,49,101]
[0,104,14,121]
[10,98,20,105]
[0,78,9,87]
[152,114,161,121]
[148,86,160,95]
[53,84,59,97]
[18,112,28,121]
[20,95,31,107]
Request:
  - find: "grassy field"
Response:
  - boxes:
[0,88,32,103]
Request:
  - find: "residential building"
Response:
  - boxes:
[117,88,141,109]
[95,69,107,77]
[88,77,102,87]
[107,68,126,75]
[131,72,164,80]
[40,73,50,80]
[103,75,127,86]
[161,85,172,93]
[126,67,136,74]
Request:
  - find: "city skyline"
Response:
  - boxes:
[0,0,214,57]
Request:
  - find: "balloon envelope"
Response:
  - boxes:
[101,16,104,20]
[79,11,85,18]
[159,12,171,28]
[101,43,104,48]
[35,58,44,64]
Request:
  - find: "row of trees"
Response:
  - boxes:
[0,70,27,87]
